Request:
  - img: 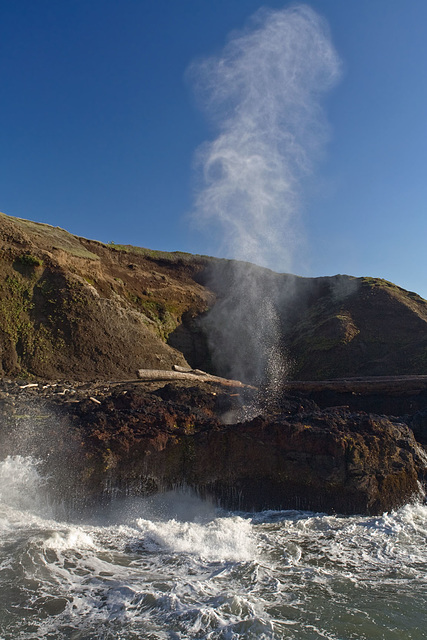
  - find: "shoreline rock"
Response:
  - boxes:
[1,376,426,516]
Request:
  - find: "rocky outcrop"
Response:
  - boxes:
[1,378,425,515]
[283,375,427,416]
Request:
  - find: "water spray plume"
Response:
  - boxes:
[188,4,341,388]
[189,4,341,271]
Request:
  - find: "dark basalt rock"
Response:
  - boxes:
[408,409,427,446]
[0,378,425,516]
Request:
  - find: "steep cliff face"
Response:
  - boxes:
[0,212,211,380]
[1,211,427,382]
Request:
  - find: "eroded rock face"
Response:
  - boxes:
[2,379,422,516]
[182,413,424,515]
[79,389,425,515]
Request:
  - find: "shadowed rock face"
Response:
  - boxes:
[2,380,424,516]
[186,260,427,383]
[76,387,426,515]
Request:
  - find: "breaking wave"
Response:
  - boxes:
[1,455,426,639]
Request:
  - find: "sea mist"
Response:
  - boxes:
[188,4,341,387]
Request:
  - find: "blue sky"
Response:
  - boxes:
[1,1,427,297]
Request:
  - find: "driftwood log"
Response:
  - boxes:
[136,366,249,388]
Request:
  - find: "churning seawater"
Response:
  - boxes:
[0,455,426,640]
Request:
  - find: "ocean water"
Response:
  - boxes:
[0,455,426,640]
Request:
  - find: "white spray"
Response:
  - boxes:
[188,4,341,387]
[189,4,341,270]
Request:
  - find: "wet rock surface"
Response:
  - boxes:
[0,377,426,516]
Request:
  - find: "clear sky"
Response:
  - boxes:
[1,1,427,297]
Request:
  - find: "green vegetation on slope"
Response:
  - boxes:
[0,212,99,260]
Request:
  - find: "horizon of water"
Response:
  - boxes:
[0,454,426,640]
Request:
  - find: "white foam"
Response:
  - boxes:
[135,515,256,563]
[0,455,46,511]
[1,457,426,638]
[42,527,97,551]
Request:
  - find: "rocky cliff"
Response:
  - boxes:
[1,211,427,383]
[1,378,425,516]
[1,211,427,515]
[0,212,210,380]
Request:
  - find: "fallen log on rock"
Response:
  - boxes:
[136,367,250,388]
